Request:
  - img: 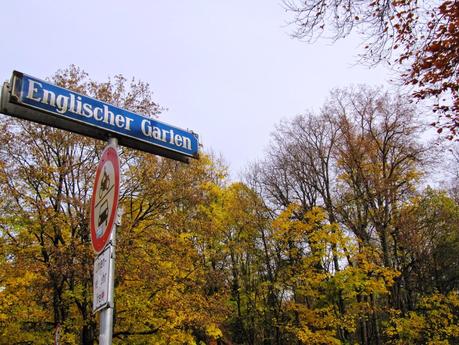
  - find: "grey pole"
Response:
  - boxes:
[98,137,119,345]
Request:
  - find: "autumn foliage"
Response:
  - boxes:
[0,67,459,344]
[285,0,459,138]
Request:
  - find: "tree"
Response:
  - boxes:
[113,154,231,344]
[331,86,425,265]
[386,292,459,344]
[0,66,106,343]
[284,0,459,138]
[197,182,270,344]
[248,86,427,344]
[395,188,459,298]
[329,86,427,344]
[267,204,398,345]
[0,66,231,344]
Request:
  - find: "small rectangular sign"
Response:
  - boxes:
[1,71,199,162]
[93,246,111,313]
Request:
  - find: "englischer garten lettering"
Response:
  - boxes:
[0,71,199,162]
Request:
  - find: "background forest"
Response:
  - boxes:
[0,66,458,345]
[2,0,459,344]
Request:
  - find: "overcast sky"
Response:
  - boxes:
[0,1,393,179]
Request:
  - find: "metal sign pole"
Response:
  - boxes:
[98,137,119,345]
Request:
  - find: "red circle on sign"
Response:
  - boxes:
[90,145,120,253]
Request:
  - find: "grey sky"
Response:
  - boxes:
[0,1,391,178]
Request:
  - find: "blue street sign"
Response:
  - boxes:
[1,71,199,162]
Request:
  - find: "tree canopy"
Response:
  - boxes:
[284,0,459,138]
[1,67,458,344]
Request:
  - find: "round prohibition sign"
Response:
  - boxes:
[90,144,120,253]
